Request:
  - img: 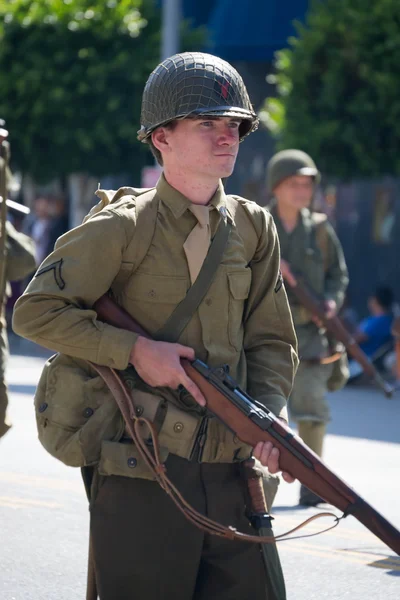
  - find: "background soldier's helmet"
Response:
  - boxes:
[266,149,321,194]
[138,52,259,142]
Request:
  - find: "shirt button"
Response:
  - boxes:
[205,298,212,306]
[173,422,184,433]
[38,402,48,413]
[135,406,144,417]
[148,289,156,298]
[127,457,137,468]
[83,407,94,418]
[233,435,240,444]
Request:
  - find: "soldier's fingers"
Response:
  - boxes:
[180,373,206,407]
[312,315,323,327]
[253,441,263,460]
[174,344,196,361]
[266,446,280,474]
[282,471,295,484]
[254,441,274,467]
[254,443,295,481]
[285,271,297,288]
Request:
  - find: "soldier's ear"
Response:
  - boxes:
[151,128,171,155]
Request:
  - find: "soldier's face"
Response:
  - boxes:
[274,175,314,211]
[158,116,241,179]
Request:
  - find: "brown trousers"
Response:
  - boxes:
[90,454,269,600]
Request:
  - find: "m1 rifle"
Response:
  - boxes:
[91,293,400,557]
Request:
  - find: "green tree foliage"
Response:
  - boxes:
[260,0,400,178]
[0,0,203,182]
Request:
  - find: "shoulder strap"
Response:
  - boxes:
[105,189,159,297]
[130,189,159,272]
[155,209,232,343]
[314,218,330,273]
[225,195,259,261]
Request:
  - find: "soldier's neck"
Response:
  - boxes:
[276,203,300,233]
[163,169,219,206]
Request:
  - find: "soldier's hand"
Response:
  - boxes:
[312,299,337,327]
[280,259,297,287]
[253,441,295,483]
[324,299,337,319]
[129,336,206,406]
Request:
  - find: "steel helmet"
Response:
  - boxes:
[266,149,320,194]
[138,52,258,142]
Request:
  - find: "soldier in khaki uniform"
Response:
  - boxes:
[267,149,349,505]
[0,120,37,439]
[13,54,298,599]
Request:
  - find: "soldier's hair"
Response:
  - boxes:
[374,286,394,310]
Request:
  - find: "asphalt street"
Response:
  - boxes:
[0,334,399,599]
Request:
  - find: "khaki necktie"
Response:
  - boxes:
[183,204,211,284]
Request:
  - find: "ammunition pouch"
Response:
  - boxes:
[35,354,252,477]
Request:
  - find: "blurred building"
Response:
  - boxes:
[182,0,309,202]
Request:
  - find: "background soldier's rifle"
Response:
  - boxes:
[92,294,400,557]
[289,278,394,398]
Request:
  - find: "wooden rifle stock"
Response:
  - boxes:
[290,280,394,398]
[93,294,400,556]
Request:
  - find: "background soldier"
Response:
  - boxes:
[0,119,36,439]
[267,149,349,506]
[13,53,298,599]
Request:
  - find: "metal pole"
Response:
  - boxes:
[161,0,181,60]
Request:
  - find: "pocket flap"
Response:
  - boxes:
[125,272,188,303]
[227,270,251,300]
[98,440,169,479]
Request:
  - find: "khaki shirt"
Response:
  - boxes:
[271,205,348,358]
[13,175,298,420]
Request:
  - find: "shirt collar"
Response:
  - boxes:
[270,203,309,233]
[156,173,228,219]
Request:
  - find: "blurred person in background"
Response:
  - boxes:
[267,149,349,506]
[24,193,68,266]
[0,118,36,439]
[348,286,394,380]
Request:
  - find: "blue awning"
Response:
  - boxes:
[183,0,309,62]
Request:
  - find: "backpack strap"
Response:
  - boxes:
[130,189,159,272]
[313,214,330,273]
[107,189,159,296]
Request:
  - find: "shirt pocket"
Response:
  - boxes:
[125,272,187,303]
[227,270,252,351]
[123,272,188,332]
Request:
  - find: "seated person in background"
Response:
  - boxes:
[348,286,394,379]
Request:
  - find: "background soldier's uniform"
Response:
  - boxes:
[0,220,36,438]
[268,150,348,505]
[13,174,298,599]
